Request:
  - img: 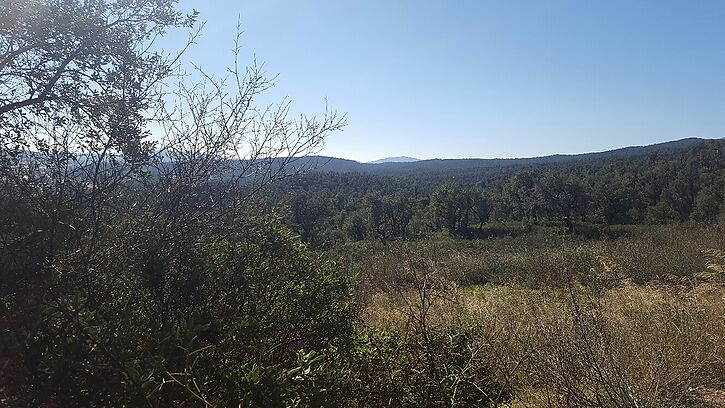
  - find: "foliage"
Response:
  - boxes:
[1,217,356,406]
[326,326,510,407]
[268,139,725,246]
[366,192,414,244]
[0,0,197,154]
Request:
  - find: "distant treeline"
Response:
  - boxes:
[266,139,725,247]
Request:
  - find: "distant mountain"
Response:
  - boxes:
[368,156,421,164]
[133,137,716,180]
[286,137,714,176]
[18,138,717,185]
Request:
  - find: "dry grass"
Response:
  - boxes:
[356,234,725,408]
[355,227,725,407]
[362,282,725,407]
[336,224,725,302]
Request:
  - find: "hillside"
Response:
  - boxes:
[289,137,711,175]
[368,156,421,164]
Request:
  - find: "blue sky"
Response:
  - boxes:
[161,0,725,161]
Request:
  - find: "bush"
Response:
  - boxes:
[326,326,511,407]
[1,217,356,406]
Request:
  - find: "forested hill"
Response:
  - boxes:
[292,137,711,175]
[267,137,724,249]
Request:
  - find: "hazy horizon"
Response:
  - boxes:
[338,136,722,162]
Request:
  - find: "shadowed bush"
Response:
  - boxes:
[1,217,356,406]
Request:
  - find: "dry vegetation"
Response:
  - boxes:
[345,224,725,407]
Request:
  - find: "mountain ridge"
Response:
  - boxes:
[368,156,421,164]
[291,137,716,175]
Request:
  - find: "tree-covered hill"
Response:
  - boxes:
[285,137,712,176]
[265,137,725,248]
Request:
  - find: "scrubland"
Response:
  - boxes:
[338,224,725,407]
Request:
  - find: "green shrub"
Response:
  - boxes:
[326,326,511,407]
[1,217,356,406]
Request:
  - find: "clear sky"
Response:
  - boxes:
[161,0,725,162]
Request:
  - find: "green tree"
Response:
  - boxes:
[471,189,493,230]
[344,210,368,241]
[0,0,196,293]
[0,0,197,152]
[692,183,723,223]
[590,173,637,224]
[367,192,413,244]
[537,172,589,232]
[429,183,480,236]
[289,191,332,244]
[661,166,699,221]
[0,1,347,405]
[500,171,541,223]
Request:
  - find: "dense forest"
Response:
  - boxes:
[1,1,724,407]
[269,138,725,248]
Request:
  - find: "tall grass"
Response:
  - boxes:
[335,223,725,290]
[348,223,725,407]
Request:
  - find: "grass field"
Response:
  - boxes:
[335,223,725,407]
